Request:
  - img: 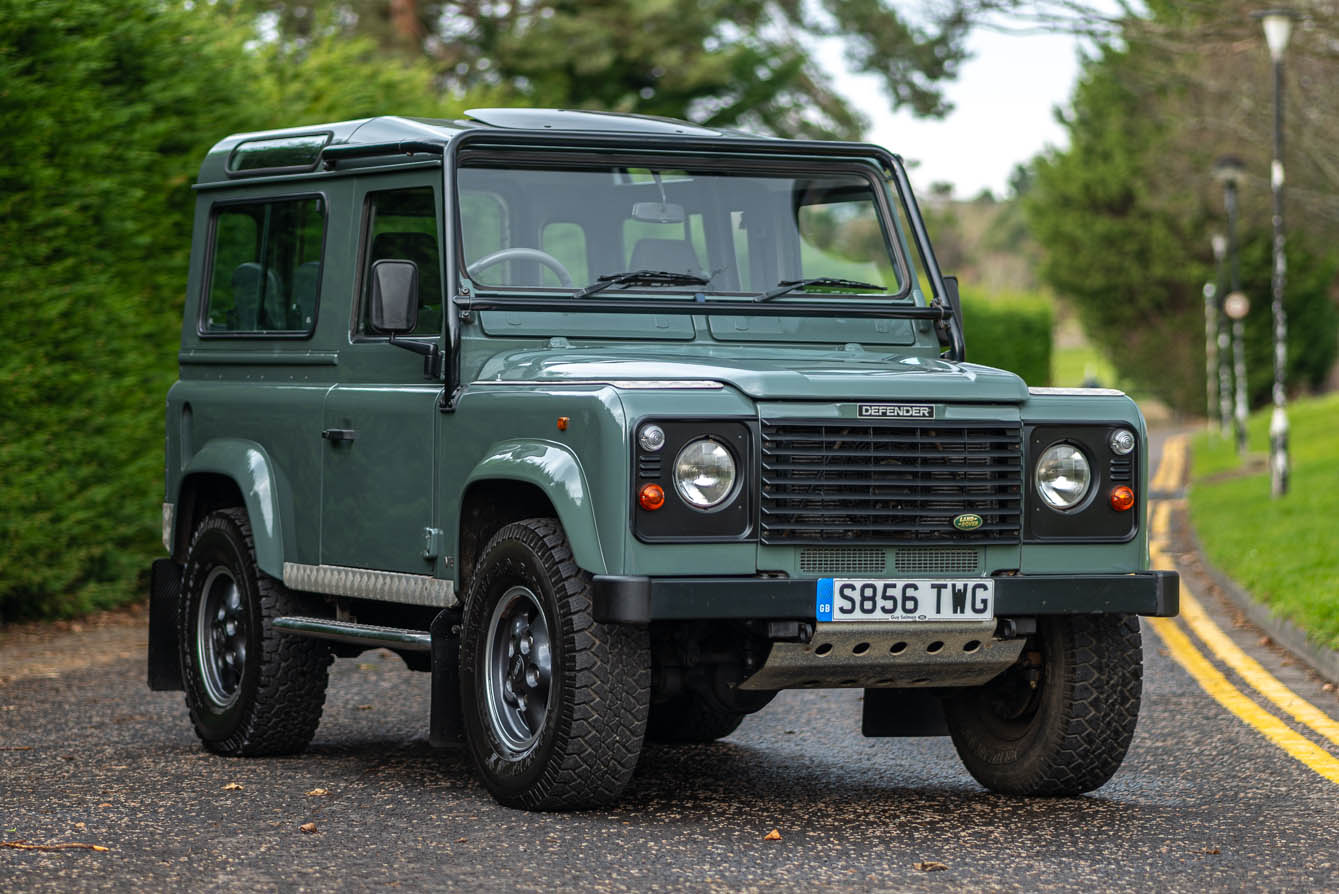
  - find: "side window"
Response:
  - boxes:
[359,187,442,337]
[540,221,588,286]
[205,197,325,334]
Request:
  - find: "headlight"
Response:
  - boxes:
[673,438,737,508]
[1035,443,1092,510]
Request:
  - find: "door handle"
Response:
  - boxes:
[322,428,359,443]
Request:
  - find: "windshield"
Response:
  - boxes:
[456,158,909,298]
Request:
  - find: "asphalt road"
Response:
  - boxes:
[3,435,1339,892]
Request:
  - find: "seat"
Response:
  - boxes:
[369,232,442,334]
[289,260,320,330]
[629,237,703,277]
[230,262,283,331]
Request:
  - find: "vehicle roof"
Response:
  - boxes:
[197,108,778,184]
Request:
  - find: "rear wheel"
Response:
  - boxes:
[178,508,331,756]
[943,614,1142,796]
[459,518,651,810]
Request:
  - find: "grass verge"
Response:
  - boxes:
[1189,392,1339,651]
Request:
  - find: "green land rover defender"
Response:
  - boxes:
[148,109,1178,810]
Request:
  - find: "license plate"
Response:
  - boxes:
[816,578,995,622]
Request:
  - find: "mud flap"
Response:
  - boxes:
[429,608,463,747]
[861,688,949,737]
[147,558,184,691]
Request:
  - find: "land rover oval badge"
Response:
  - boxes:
[953,513,983,531]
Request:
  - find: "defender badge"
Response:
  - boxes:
[857,403,934,419]
[953,513,983,531]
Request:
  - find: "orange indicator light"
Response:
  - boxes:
[1109,486,1135,512]
[556,416,570,431]
[638,483,666,511]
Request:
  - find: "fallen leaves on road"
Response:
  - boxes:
[914,861,948,872]
[2,840,109,853]
[300,822,319,834]
[1200,847,1221,855]
[763,829,781,841]
[222,782,244,791]
[0,746,33,751]
[306,788,329,797]
[356,704,374,711]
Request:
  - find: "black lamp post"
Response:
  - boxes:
[1206,234,1227,436]
[1253,7,1298,496]
[1212,155,1248,456]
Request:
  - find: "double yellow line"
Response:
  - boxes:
[1148,434,1339,784]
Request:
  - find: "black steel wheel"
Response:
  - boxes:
[459,518,650,810]
[178,508,331,756]
[943,614,1143,796]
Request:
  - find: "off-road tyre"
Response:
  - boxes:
[178,508,331,756]
[459,518,651,811]
[943,614,1142,796]
[646,689,775,744]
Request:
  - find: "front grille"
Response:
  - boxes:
[799,547,886,575]
[894,547,981,574]
[760,419,1023,545]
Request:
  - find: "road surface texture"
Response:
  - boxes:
[3,433,1338,893]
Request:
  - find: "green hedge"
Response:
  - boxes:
[0,1,468,623]
[959,289,1053,387]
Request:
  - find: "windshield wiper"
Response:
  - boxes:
[574,269,710,300]
[756,277,886,302]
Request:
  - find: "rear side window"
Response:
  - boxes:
[204,197,325,335]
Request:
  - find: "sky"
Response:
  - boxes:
[816,25,1088,199]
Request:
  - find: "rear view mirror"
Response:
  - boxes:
[370,259,419,334]
[631,201,685,224]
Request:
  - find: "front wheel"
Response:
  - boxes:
[943,614,1143,796]
[459,518,651,810]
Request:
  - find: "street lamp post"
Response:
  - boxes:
[1254,8,1298,497]
[1213,156,1248,455]
[1207,234,1231,437]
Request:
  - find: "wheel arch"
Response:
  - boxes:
[171,439,291,579]
[459,440,609,586]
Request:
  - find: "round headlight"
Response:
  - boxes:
[1035,443,1092,510]
[638,424,666,452]
[673,438,737,508]
[1109,428,1135,456]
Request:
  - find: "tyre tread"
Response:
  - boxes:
[180,508,331,757]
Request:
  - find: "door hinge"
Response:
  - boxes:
[422,527,445,560]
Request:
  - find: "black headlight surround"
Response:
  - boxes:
[632,417,755,542]
[1024,423,1139,543]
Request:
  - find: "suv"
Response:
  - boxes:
[148,109,1178,810]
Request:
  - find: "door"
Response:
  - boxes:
[320,180,445,574]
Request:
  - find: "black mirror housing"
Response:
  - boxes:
[370,259,419,334]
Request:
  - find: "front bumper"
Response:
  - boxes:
[592,571,1179,624]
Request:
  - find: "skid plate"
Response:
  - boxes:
[739,621,1024,690]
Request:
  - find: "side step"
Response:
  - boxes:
[274,612,464,747]
[274,616,431,652]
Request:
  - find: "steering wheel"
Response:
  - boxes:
[466,248,574,288]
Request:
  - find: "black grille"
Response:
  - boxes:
[760,419,1023,545]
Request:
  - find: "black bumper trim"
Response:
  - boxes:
[592,571,1179,624]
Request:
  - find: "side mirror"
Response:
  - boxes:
[940,274,966,362]
[370,259,419,334]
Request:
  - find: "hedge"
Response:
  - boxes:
[959,288,1053,388]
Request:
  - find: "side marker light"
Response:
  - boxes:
[556,416,570,431]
